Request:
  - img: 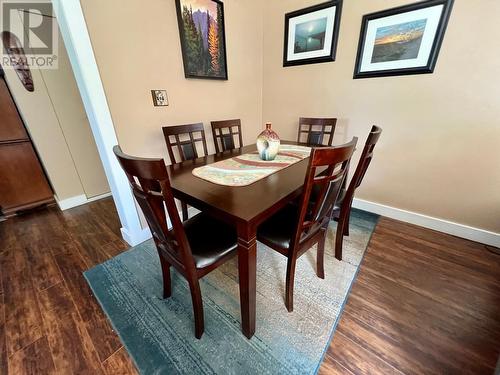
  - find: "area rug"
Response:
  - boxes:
[84,209,378,374]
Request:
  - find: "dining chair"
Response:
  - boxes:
[332,126,382,261]
[162,123,208,221]
[257,138,357,312]
[297,117,337,147]
[210,119,243,153]
[113,145,238,339]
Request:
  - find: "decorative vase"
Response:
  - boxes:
[257,122,280,161]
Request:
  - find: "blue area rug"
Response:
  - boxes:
[84,209,378,374]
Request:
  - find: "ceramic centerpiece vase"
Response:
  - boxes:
[257,122,280,161]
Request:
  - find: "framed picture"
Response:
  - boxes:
[354,0,454,79]
[151,90,168,106]
[283,1,342,67]
[175,0,228,80]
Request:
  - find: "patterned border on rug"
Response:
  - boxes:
[84,209,379,374]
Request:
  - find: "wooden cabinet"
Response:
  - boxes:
[0,74,54,215]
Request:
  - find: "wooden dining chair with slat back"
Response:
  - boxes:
[297,117,337,146]
[332,126,382,260]
[113,145,238,339]
[257,138,357,312]
[210,119,243,153]
[162,123,208,221]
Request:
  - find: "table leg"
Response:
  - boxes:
[237,225,257,339]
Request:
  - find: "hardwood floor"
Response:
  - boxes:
[0,198,498,374]
[0,199,137,375]
[319,217,500,375]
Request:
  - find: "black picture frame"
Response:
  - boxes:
[283,1,343,67]
[175,0,228,80]
[353,0,454,79]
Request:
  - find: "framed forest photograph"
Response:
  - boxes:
[175,0,228,80]
[353,0,454,79]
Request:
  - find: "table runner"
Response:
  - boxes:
[192,144,311,186]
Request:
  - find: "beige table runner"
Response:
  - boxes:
[192,144,311,186]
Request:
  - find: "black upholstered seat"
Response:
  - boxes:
[180,212,238,269]
[257,204,299,250]
[259,187,347,252]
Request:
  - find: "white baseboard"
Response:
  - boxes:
[86,192,112,203]
[56,194,87,210]
[56,191,112,211]
[353,198,500,248]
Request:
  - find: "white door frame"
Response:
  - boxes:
[52,0,151,246]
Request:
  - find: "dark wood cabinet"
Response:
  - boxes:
[0,78,28,142]
[0,73,54,215]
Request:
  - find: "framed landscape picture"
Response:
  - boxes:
[353,0,454,79]
[175,0,228,80]
[283,1,342,67]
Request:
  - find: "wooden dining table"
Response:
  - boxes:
[165,142,310,339]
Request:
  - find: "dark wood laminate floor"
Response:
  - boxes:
[0,198,498,374]
[0,199,137,375]
[319,217,500,375]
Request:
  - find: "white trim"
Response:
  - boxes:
[52,0,145,246]
[56,192,113,211]
[353,198,500,248]
[56,194,86,210]
[120,226,152,247]
[121,207,199,247]
[86,192,112,203]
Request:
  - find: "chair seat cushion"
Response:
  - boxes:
[257,204,300,250]
[181,212,238,269]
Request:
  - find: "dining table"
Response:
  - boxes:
[165,141,311,339]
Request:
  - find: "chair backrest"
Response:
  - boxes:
[211,119,243,153]
[113,145,197,274]
[343,126,382,208]
[297,117,337,147]
[162,123,208,164]
[292,138,357,250]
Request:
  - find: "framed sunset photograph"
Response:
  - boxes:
[354,0,454,78]
[283,1,342,67]
[175,0,228,80]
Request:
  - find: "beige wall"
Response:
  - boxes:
[79,0,264,162]
[79,0,499,233]
[262,0,500,233]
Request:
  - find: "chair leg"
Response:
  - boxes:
[335,218,345,261]
[159,256,172,299]
[316,230,326,279]
[188,279,204,339]
[181,202,189,221]
[285,256,297,312]
[343,213,350,236]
